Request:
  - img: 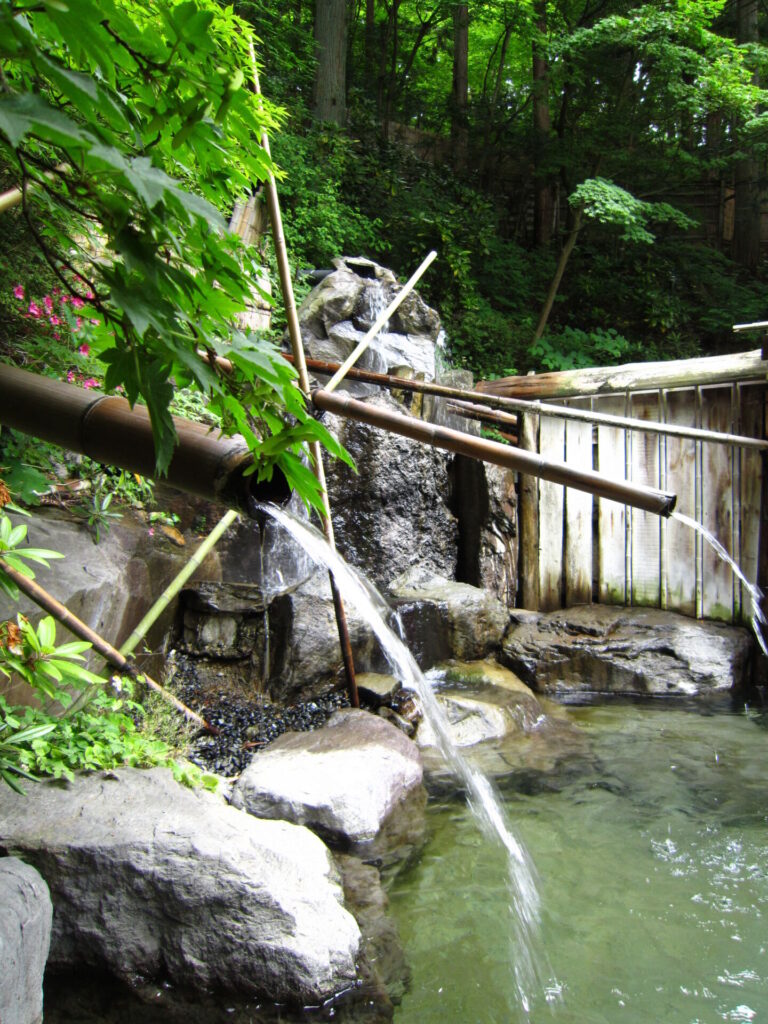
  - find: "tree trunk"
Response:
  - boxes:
[532,205,584,343]
[365,0,376,67]
[532,0,554,246]
[451,3,469,174]
[733,0,761,271]
[313,0,348,125]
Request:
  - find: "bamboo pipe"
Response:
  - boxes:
[324,250,438,393]
[312,389,678,517]
[0,556,213,733]
[250,52,358,707]
[0,363,290,510]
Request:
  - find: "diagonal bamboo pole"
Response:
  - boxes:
[0,557,213,732]
[323,250,437,393]
[250,49,358,707]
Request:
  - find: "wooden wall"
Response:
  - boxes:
[519,382,766,622]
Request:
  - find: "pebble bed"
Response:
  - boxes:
[170,655,350,776]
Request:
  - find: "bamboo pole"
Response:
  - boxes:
[312,388,678,517]
[250,50,358,707]
[323,250,438,393]
[119,509,240,658]
[0,557,213,733]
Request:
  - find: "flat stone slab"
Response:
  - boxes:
[502,605,753,697]
[0,858,52,1024]
[231,708,423,845]
[0,768,359,1004]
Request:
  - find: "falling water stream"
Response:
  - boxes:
[262,504,552,1014]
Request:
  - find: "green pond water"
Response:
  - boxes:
[388,700,768,1024]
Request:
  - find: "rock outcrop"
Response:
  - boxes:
[502,605,753,697]
[231,709,424,851]
[0,857,52,1024]
[0,768,360,1004]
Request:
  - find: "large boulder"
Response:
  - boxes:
[325,392,458,591]
[502,605,754,697]
[390,568,508,667]
[0,768,360,1004]
[231,709,424,851]
[0,857,52,1024]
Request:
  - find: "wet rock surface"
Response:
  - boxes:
[231,709,425,848]
[0,857,52,1024]
[502,605,754,698]
[0,768,360,1005]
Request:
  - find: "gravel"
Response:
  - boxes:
[170,654,350,777]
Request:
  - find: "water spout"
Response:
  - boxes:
[670,511,767,657]
[261,503,553,1013]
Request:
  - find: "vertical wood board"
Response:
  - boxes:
[596,395,628,605]
[538,415,566,611]
[518,413,541,611]
[564,400,594,605]
[664,389,698,616]
[738,384,763,622]
[700,387,735,621]
[629,393,661,606]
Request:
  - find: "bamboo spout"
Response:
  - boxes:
[312,388,677,517]
[0,363,289,511]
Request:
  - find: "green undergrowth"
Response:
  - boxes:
[0,504,216,794]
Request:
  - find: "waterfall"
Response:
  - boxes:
[261,503,553,1014]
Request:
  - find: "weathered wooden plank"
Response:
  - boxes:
[700,386,735,621]
[477,349,767,401]
[564,399,593,605]
[518,412,540,611]
[538,415,566,611]
[596,395,628,606]
[630,393,661,606]
[664,389,698,616]
[738,383,764,621]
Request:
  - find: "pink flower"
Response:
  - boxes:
[85,290,95,301]
[28,301,41,318]
[60,295,69,304]
[78,343,90,356]
[148,526,155,537]
[49,315,61,326]
[13,284,24,300]
[71,296,85,310]
[90,318,100,326]
[82,377,99,389]
[75,317,83,330]
[66,370,75,383]
[53,333,61,340]
[43,296,53,314]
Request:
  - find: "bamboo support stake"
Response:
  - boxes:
[119,509,239,658]
[324,249,437,393]
[0,557,213,733]
[250,49,359,707]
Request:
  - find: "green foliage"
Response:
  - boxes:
[0,0,352,510]
[531,327,632,372]
[570,178,698,244]
[0,509,216,792]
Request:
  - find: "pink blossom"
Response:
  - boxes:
[13,284,24,300]
[78,343,90,356]
[71,296,85,310]
[28,301,41,318]
[148,526,155,537]
[43,296,53,314]
[82,377,99,389]
[90,318,100,326]
[85,290,95,301]
[53,333,61,340]
[75,317,83,330]
[66,370,75,383]
[49,315,61,326]
[60,295,69,304]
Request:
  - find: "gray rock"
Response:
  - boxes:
[0,858,52,1024]
[325,393,458,591]
[502,605,754,697]
[390,568,508,667]
[231,709,424,847]
[0,768,360,1003]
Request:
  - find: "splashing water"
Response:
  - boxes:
[671,511,768,657]
[261,503,552,1014]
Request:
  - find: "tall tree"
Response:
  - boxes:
[532,0,554,246]
[451,2,469,173]
[733,0,761,271]
[313,0,348,124]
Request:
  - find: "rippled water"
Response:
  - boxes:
[388,700,768,1024]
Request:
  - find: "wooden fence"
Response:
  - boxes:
[495,358,767,623]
